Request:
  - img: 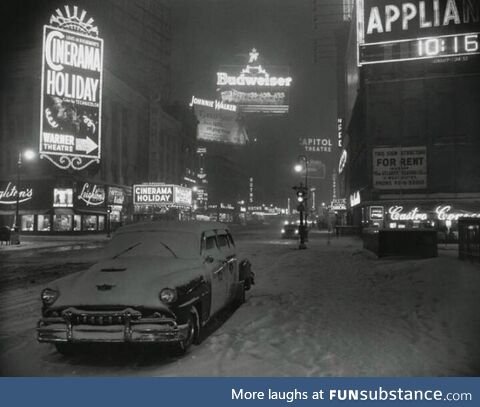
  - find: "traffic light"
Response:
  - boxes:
[296,189,305,203]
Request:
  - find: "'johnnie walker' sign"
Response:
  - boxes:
[39,6,104,170]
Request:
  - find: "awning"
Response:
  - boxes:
[0,209,50,215]
[53,208,75,216]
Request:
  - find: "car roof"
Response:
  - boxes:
[115,221,230,235]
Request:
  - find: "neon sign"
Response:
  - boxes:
[0,182,33,204]
[339,149,348,174]
[217,49,291,114]
[350,191,361,207]
[216,49,292,88]
[133,184,192,207]
[356,0,480,65]
[39,6,103,170]
[78,183,105,206]
[189,96,236,112]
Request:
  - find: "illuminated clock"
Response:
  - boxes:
[359,32,480,65]
[418,34,479,57]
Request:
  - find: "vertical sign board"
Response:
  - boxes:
[40,6,103,170]
[356,0,480,65]
[373,146,427,189]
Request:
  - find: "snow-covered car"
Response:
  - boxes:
[37,221,254,355]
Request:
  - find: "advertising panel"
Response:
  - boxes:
[0,180,53,210]
[53,188,73,207]
[39,6,103,170]
[356,0,480,65]
[76,182,105,208]
[108,187,125,206]
[190,96,248,145]
[331,198,347,211]
[133,184,192,209]
[217,49,292,114]
[373,146,427,190]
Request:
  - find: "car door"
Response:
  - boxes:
[216,229,238,303]
[202,230,228,315]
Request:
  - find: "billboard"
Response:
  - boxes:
[133,184,192,208]
[356,0,480,65]
[76,182,105,208]
[216,49,292,114]
[190,96,248,145]
[39,6,103,170]
[373,146,427,190]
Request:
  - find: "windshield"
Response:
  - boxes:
[105,231,200,259]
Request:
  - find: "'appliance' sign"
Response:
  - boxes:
[356,0,480,65]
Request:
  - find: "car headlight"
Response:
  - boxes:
[281,229,285,233]
[159,288,177,304]
[41,288,59,306]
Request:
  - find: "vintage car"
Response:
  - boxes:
[281,223,299,239]
[37,221,254,355]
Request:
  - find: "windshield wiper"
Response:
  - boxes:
[112,242,142,259]
[159,242,178,258]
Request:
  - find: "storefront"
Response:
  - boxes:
[354,200,480,242]
[0,178,130,234]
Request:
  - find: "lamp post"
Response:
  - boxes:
[294,155,309,249]
[14,149,36,244]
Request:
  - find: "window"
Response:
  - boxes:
[37,215,51,231]
[82,215,97,231]
[205,236,217,250]
[74,215,81,231]
[217,234,229,248]
[21,215,34,231]
[53,215,72,231]
[98,216,105,231]
[227,232,235,247]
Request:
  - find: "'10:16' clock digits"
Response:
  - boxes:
[418,34,479,57]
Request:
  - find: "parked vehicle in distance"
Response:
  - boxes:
[281,223,299,239]
[37,221,254,355]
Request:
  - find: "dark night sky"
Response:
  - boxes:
[171,0,340,206]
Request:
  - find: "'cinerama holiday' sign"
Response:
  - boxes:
[39,5,103,170]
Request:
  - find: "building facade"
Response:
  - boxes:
[0,0,196,233]
[340,0,480,239]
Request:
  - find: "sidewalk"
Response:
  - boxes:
[0,234,109,253]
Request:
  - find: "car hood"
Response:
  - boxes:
[47,257,204,309]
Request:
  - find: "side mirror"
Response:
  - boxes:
[204,255,214,264]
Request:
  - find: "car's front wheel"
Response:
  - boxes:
[175,306,200,354]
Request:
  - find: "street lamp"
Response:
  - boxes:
[294,155,309,249]
[14,149,36,243]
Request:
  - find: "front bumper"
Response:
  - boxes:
[37,307,189,344]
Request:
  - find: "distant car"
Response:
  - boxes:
[281,223,299,239]
[37,221,254,355]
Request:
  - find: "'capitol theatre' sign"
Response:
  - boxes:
[356,0,480,65]
[39,5,104,170]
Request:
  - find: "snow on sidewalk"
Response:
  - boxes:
[163,235,480,376]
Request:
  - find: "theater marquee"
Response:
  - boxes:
[356,0,480,65]
[39,6,103,170]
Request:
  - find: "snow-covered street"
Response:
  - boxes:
[1,226,479,376]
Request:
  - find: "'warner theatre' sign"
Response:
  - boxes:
[39,6,103,170]
[356,0,480,65]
